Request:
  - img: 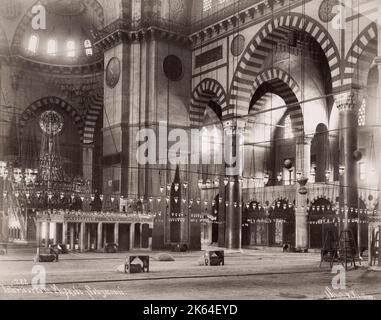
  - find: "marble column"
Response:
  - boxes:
[45,222,50,248]
[374,57,381,266]
[62,222,67,245]
[80,223,85,252]
[97,223,102,251]
[130,223,135,250]
[295,136,312,250]
[87,226,91,250]
[52,223,57,245]
[335,91,360,231]
[70,224,75,250]
[114,223,119,246]
[36,222,41,248]
[223,121,244,250]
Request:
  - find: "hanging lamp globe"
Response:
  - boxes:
[298,186,308,195]
[283,159,293,170]
[353,150,363,162]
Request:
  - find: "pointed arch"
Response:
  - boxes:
[343,22,378,87]
[251,68,301,106]
[190,78,227,128]
[0,21,9,56]
[83,92,104,144]
[19,96,84,141]
[226,12,341,120]
[250,70,304,135]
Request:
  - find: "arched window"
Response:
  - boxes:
[284,115,294,139]
[28,35,39,53]
[358,99,366,127]
[84,39,93,56]
[67,40,75,57]
[47,39,57,56]
[203,0,212,11]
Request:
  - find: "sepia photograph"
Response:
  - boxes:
[0,0,380,310]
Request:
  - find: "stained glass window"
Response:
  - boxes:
[28,35,38,53]
[47,39,57,56]
[67,40,75,57]
[358,99,366,127]
[84,39,93,56]
[284,115,294,139]
[203,0,212,11]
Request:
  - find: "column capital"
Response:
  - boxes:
[296,135,313,146]
[81,143,95,149]
[223,119,246,131]
[335,90,363,112]
[373,56,381,65]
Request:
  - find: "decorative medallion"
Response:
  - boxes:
[45,0,86,16]
[39,110,64,135]
[171,0,185,14]
[142,0,161,15]
[106,57,121,88]
[318,0,340,23]
[0,0,21,20]
[231,35,245,57]
[163,55,183,81]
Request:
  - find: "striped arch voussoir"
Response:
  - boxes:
[343,23,378,86]
[251,68,301,104]
[250,69,303,133]
[226,13,341,120]
[190,78,227,128]
[19,97,84,141]
[83,92,103,145]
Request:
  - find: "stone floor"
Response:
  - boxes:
[0,248,380,300]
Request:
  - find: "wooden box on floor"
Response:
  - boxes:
[124,256,150,273]
[203,250,224,266]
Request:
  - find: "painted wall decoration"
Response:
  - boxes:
[318,0,340,23]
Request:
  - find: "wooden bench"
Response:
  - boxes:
[204,250,224,266]
[124,256,150,273]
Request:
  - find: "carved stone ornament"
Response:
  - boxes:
[318,0,340,23]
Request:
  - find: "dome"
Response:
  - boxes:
[12,0,104,66]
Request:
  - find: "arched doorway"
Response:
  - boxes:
[268,199,295,247]
[191,79,225,248]
[308,198,338,249]
[242,201,268,246]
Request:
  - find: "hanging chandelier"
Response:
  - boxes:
[0,110,92,209]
